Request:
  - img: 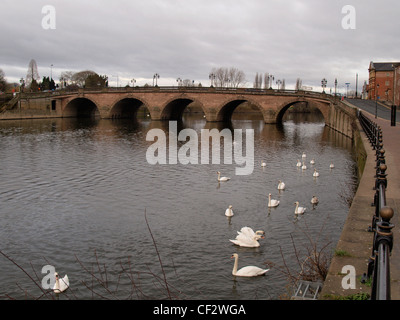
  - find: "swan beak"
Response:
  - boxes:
[230,255,234,259]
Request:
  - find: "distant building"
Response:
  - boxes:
[368,61,400,105]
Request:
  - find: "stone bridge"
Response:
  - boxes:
[18,87,357,138]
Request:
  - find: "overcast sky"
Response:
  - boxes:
[1,0,399,93]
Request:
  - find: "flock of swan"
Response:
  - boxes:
[219,151,335,277]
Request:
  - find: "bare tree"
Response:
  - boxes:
[71,70,97,87]
[210,67,245,88]
[60,71,75,87]
[264,73,269,89]
[26,59,40,88]
[0,69,7,92]
[253,73,260,89]
[295,78,303,91]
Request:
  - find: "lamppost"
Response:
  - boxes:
[276,79,282,91]
[334,78,337,97]
[50,64,53,80]
[268,75,274,89]
[375,83,380,119]
[345,83,350,97]
[209,73,215,87]
[153,73,160,87]
[19,78,25,93]
[131,78,136,87]
[321,78,327,93]
[176,77,182,87]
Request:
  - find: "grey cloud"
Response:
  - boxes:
[0,0,399,91]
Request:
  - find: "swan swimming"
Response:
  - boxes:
[231,253,269,277]
[53,272,69,293]
[302,152,306,159]
[330,163,335,169]
[261,161,267,167]
[277,180,286,190]
[294,201,306,214]
[230,227,265,247]
[225,205,234,217]
[310,159,315,165]
[311,195,319,204]
[313,168,319,177]
[236,227,265,239]
[217,171,230,182]
[268,193,280,207]
[296,159,302,167]
[301,162,307,170]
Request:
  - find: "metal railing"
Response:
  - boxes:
[358,110,395,300]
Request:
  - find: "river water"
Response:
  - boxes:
[0,111,357,300]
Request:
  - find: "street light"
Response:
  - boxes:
[176,77,182,87]
[19,78,25,93]
[276,79,282,91]
[153,73,160,87]
[131,78,136,87]
[209,73,215,87]
[268,75,274,89]
[334,78,337,97]
[375,84,380,119]
[345,82,350,97]
[321,78,327,93]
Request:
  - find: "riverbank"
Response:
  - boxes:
[320,102,400,300]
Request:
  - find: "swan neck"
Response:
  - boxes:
[233,255,239,275]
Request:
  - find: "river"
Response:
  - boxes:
[0,111,357,300]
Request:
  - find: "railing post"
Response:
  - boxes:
[371,207,394,300]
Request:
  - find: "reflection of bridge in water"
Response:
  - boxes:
[17,87,358,138]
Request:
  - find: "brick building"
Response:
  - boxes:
[368,61,400,105]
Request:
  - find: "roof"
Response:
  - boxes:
[369,61,400,72]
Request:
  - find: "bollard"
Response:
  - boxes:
[391,105,396,127]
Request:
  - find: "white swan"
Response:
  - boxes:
[231,253,269,277]
[236,227,265,239]
[217,171,230,182]
[310,159,315,165]
[53,272,69,293]
[296,159,302,167]
[302,152,306,159]
[230,227,265,247]
[268,193,280,207]
[311,195,319,204]
[294,201,306,215]
[330,163,335,169]
[277,180,285,190]
[225,205,234,217]
[261,161,267,167]
[301,162,307,170]
[313,168,319,177]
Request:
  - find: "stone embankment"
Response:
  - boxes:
[320,99,400,300]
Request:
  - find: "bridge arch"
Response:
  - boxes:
[216,97,264,122]
[63,97,100,118]
[276,98,330,124]
[160,97,205,120]
[110,97,150,119]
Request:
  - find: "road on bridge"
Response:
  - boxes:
[346,98,399,123]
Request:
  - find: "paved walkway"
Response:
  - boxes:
[321,99,400,299]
